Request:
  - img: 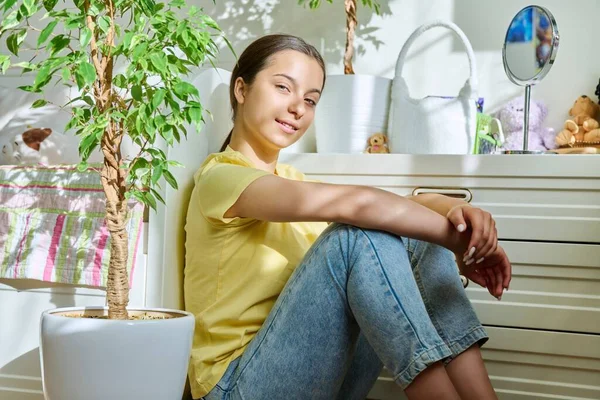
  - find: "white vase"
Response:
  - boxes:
[40,306,194,400]
[314,74,392,154]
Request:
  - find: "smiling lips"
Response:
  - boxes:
[276,119,299,134]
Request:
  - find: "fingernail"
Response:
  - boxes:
[465,258,475,265]
[468,247,476,257]
[457,224,466,232]
[476,257,485,264]
[497,295,502,301]
[462,254,469,262]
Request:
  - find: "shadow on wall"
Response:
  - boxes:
[204,0,392,71]
[0,347,44,398]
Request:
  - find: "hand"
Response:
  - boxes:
[446,204,498,266]
[456,245,512,299]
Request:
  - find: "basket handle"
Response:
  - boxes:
[394,21,478,93]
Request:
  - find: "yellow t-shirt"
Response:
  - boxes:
[184,146,328,398]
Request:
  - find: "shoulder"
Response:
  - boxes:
[276,163,308,181]
[195,150,254,181]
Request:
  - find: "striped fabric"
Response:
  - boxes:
[0,164,144,287]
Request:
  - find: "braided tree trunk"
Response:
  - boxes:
[89,0,129,320]
[343,0,357,74]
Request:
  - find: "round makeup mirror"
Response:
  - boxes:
[502,5,559,153]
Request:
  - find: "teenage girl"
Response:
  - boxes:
[184,33,511,400]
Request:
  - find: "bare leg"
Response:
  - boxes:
[405,362,461,400]
[445,345,497,400]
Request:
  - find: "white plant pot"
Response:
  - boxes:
[315,75,392,154]
[40,306,195,400]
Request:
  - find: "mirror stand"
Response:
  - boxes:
[501,5,559,155]
[523,84,531,151]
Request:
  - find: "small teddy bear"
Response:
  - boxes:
[365,133,389,154]
[494,97,556,151]
[555,95,600,146]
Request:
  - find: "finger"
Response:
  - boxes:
[484,268,498,298]
[477,225,498,265]
[494,266,504,299]
[467,270,487,288]
[473,212,491,260]
[464,212,483,259]
[447,206,468,233]
[499,247,512,289]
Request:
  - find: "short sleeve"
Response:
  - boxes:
[195,163,270,226]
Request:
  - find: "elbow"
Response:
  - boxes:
[336,186,378,225]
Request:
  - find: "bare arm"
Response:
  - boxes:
[407,193,469,216]
[226,175,466,253]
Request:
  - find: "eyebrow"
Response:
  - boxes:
[274,73,322,96]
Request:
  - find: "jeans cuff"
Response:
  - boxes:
[443,325,489,366]
[393,342,453,389]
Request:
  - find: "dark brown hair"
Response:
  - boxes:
[220,34,326,151]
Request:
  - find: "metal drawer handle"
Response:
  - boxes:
[412,188,472,203]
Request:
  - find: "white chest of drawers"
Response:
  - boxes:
[281,153,600,400]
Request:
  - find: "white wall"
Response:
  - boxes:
[1,0,597,134]
[198,0,600,133]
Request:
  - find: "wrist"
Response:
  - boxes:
[436,219,464,253]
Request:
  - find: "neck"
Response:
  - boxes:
[229,125,279,174]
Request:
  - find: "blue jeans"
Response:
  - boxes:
[200,224,488,400]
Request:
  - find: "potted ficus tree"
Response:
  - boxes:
[0,0,228,398]
[299,0,391,154]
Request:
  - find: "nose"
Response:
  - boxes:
[288,95,306,119]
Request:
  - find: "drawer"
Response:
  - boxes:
[368,326,600,400]
[282,154,600,244]
[467,241,600,334]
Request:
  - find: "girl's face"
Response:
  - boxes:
[234,50,324,152]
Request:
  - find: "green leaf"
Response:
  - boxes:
[0,55,10,74]
[78,131,99,160]
[188,106,202,126]
[1,10,19,31]
[149,52,166,72]
[43,0,59,11]
[150,188,165,205]
[167,160,184,168]
[33,64,51,88]
[38,20,57,47]
[151,89,165,111]
[139,0,156,15]
[23,0,36,15]
[131,85,142,101]
[80,27,92,48]
[13,61,35,69]
[151,164,163,185]
[160,125,173,145]
[113,74,126,88]
[77,61,96,86]
[97,16,111,33]
[48,35,70,56]
[61,67,70,82]
[6,29,26,56]
[173,81,198,100]
[76,161,88,172]
[143,191,157,210]
[163,169,178,190]
[3,0,18,12]
[135,167,150,178]
[32,99,48,108]
[74,70,85,90]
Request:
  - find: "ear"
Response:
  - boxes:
[233,77,247,105]
[382,135,388,143]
